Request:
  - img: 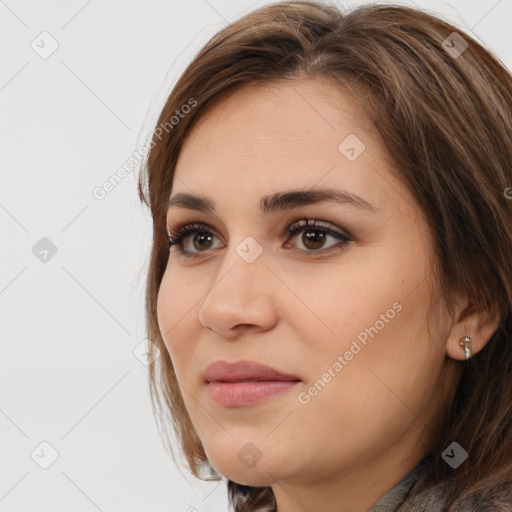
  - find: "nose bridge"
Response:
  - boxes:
[198,234,276,334]
[206,233,267,303]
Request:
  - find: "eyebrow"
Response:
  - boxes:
[164,187,379,215]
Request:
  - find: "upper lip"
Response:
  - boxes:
[203,360,301,383]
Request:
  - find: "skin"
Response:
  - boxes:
[156,78,499,512]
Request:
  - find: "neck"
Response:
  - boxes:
[271,438,431,512]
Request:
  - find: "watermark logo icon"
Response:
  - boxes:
[442,441,468,469]
[338,134,366,162]
[442,32,468,59]
[31,31,59,59]
[31,441,59,469]
[133,338,160,366]
[32,237,58,263]
[237,442,262,468]
[236,236,263,264]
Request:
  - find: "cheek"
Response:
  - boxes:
[283,261,406,358]
[288,258,438,411]
[156,269,199,374]
[288,303,438,466]
[156,275,174,351]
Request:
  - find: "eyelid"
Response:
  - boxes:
[166,217,351,239]
[167,221,219,242]
[286,218,351,238]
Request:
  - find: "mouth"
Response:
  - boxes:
[203,360,301,407]
[203,359,301,384]
[206,380,300,407]
[214,378,299,383]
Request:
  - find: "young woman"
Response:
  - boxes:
[138,1,512,510]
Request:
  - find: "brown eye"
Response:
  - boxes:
[285,218,352,253]
[191,232,214,251]
[301,229,328,250]
[167,218,352,258]
[167,222,222,258]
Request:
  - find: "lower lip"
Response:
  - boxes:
[207,380,300,407]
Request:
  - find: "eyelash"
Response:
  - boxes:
[166,218,352,259]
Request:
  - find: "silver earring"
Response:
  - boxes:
[459,335,471,360]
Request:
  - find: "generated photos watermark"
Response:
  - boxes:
[298,301,403,405]
[92,97,198,201]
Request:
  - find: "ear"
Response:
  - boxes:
[446,296,501,361]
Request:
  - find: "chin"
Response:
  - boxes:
[204,442,286,487]
[213,463,277,487]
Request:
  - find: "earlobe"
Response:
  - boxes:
[446,300,501,361]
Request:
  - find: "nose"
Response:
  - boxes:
[198,243,279,338]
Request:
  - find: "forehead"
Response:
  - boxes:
[171,79,404,215]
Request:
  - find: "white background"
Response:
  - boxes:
[1,0,511,510]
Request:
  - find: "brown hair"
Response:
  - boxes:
[137,1,512,510]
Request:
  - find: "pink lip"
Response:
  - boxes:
[203,360,301,407]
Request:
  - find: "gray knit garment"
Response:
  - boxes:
[255,456,512,511]
[367,457,446,512]
[367,456,512,512]
[253,458,441,512]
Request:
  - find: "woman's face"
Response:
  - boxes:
[157,78,458,506]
